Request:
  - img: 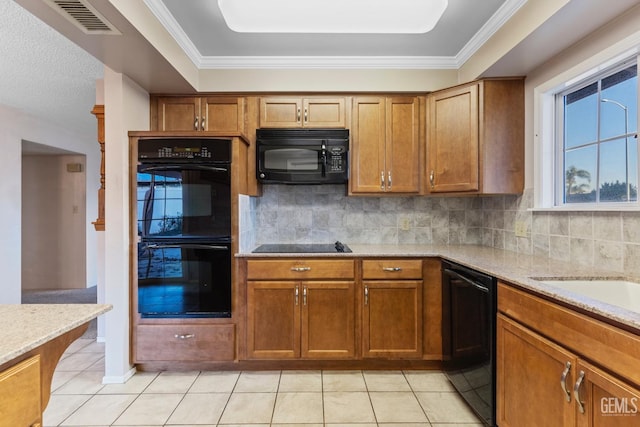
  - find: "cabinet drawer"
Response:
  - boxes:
[135,324,235,362]
[247,259,355,280]
[362,259,422,279]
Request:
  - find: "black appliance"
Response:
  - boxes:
[256,128,349,184]
[442,260,497,426]
[252,241,351,253]
[136,138,232,318]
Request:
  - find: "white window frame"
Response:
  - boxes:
[534,45,640,211]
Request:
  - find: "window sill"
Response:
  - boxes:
[530,205,640,212]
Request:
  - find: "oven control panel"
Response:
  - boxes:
[138,138,231,162]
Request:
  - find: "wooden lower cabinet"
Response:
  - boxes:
[497,314,577,427]
[498,283,640,426]
[247,280,356,359]
[0,355,42,427]
[363,280,422,358]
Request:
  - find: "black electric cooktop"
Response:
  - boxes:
[252,241,351,253]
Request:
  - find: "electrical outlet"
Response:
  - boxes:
[400,217,411,231]
[514,221,528,237]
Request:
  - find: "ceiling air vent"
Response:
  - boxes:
[44,0,121,35]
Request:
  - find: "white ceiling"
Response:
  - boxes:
[4,0,640,145]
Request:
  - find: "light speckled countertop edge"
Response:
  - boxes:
[237,244,640,331]
[0,304,112,366]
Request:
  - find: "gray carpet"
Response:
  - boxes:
[22,286,98,338]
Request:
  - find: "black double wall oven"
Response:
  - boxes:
[136,138,232,318]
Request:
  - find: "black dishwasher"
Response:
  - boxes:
[442,260,497,427]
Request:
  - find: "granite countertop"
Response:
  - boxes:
[238,244,640,332]
[0,304,112,366]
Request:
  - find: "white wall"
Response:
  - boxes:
[103,66,149,383]
[22,154,87,290]
[0,104,99,304]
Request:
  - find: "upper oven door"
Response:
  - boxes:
[136,164,231,240]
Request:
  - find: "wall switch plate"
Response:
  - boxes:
[514,221,528,237]
[400,217,411,231]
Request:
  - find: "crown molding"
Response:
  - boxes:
[455,0,528,67]
[145,0,526,70]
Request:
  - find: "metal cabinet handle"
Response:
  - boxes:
[574,370,586,414]
[388,171,392,189]
[194,117,199,130]
[364,285,369,305]
[291,267,311,272]
[382,267,403,272]
[295,286,299,305]
[303,286,307,305]
[304,108,308,122]
[174,334,195,339]
[201,116,205,130]
[297,108,301,122]
[381,171,385,190]
[560,361,572,402]
[429,170,435,188]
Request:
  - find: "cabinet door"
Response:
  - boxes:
[386,97,421,193]
[259,98,303,128]
[202,97,244,132]
[362,280,422,358]
[303,98,346,128]
[350,97,386,193]
[427,83,479,193]
[576,360,640,426]
[301,281,356,359]
[247,281,300,359]
[0,355,42,427]
[497,314,576,427]
[156,96,200,131]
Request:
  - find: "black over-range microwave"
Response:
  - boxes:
[256,128,349,184]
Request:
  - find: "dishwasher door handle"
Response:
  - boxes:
[443,268,490,293]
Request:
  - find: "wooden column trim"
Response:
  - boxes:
[91,105,105,231]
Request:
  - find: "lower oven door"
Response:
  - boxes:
[442,262,496,426]
[137,241,231,318]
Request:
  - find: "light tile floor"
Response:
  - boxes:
[44,338,485,427]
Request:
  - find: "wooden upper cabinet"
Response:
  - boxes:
[153,96,245,132]
[350,96,422,194]
[155,96,201,131]
[201,97,245,132]
[427,78,524,195]
[259,97,346,128]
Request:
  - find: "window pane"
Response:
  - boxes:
[565,82,598,148]
[600,65,638,140]
[565,146,596,203]
[599,139,630,202]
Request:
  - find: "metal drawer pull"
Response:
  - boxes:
[429,170,435,188]
[303,286,307,305]
[291,267,311,272]
[174,334,195,340]
[381,171,385,190]
[364,285,369,305]
[304,108,308,122]
[574,370,586,414]
[194,117,199,130]
[560,361,571,402]
[297,108,301,122]
[295,286,299,305]
[201,116,206,130]
[388,171,392,189]
[382,267,403,272]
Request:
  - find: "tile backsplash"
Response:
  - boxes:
[239,185,640,275]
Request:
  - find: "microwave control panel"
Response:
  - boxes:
[328,147,346,172]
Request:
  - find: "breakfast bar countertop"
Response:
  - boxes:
[0,304,112,366]
[238,243,640,332]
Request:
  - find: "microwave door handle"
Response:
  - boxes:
[321,141,327,177]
